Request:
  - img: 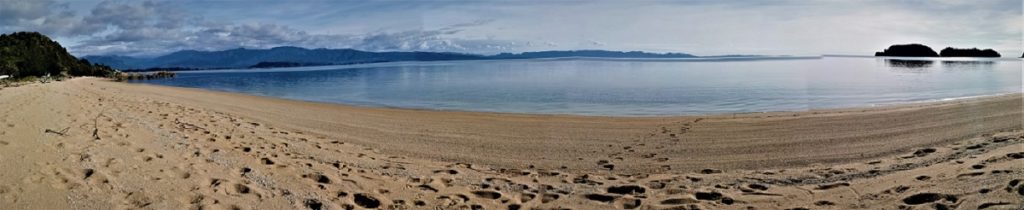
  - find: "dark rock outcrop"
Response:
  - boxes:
[875,44,939,57]
[939,47,1000,57]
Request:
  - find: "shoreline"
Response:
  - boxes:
[0,77,1020,209]
[137,77,1021,119]
[86,77,1023,172]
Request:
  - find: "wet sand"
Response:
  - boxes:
[0,77,1020,209]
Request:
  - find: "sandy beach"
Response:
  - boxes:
[0,77,1021,210]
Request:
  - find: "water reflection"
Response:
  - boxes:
[941,60,995,70]
[885,59,934,69]
[140,57,1022,116]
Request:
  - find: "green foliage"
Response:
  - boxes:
[14,76,38,83]
[0,32,116,79]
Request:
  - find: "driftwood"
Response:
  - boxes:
[44,127,70,136]
[91,107,109,140]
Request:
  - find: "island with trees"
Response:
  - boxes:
[874,44,939,57]
[939,47,1000,57]
[875,43,1002,58]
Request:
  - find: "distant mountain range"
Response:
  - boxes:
[83,47,697,70]
[83,46,483,70]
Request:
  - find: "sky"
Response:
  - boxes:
[1,0,1020,57]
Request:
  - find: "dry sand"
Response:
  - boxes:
[0,77,1021,210]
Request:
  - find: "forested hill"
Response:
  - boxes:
[0,32,115,78]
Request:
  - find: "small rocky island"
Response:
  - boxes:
[876,44,1002,57]
[874,44,939,57]
[939,47,1000,57]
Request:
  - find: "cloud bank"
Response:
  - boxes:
[0,0,1019,57]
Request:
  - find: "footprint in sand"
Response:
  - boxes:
[814,200,836,206]
[583,193,617,203]
[233,183,252,195]
[540,193,560,203]
[909,148,936,158]
[814,182,850,190]
[432,169,458,175]
[1006,152,1024,159]
[1006,179,1024,196]
[352,193,381,209]
[901,193,957,205]
[120,191,156,209]
[700,168,722,174]
[660,197,700,205]
[471,190,502,200]
[596,160,615,170]
[956,172,984,178]
[260,157,275,165]
[303,199,324,210]
[745,183,770,191]
[978,202,1013,209]
[303,173,332,184]
[417,184,439,192]
[607,185,645,195]
[695,191,735,205]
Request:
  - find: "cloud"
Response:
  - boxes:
[0,0,522,56]
[0,0,94,36]
[351,26,524,53]
[72,19,518,56]
[94,1,522,56]
[1,0,1020,56]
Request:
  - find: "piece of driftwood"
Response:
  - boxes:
[91,108,108,140]
[44,127,70,136]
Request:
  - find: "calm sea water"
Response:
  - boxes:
[136,56,1022,116]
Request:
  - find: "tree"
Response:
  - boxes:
[0,31,116,78]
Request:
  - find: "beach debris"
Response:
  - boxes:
[44,127,70,136]
[90,109,110,140]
